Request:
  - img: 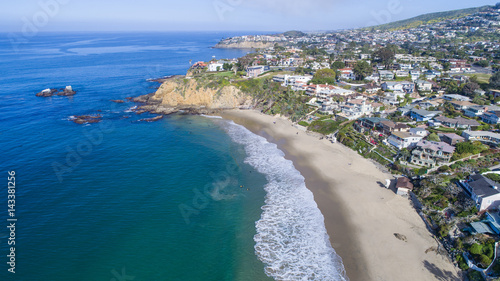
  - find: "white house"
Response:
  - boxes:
[383,91,405,105]
[387,131,423,149]
[460,174,500,211]
[381,81,415,93]
[416,79,433,91]
[338,68,356,80]
[208,62,224,72]
[409,127,428,137]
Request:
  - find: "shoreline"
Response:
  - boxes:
[219,109,461,281]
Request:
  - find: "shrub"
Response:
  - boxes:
[480,254,492,267]
[456,254,469,270]
[438,165,450,172]
[470,243,482,255]
[298,121,309,127]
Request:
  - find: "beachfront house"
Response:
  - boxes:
[396,177,414,196]
[409,140,455,168]
[460,174,500,211]
[387,131,423,149]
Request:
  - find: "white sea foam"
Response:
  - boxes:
[222,120,348,281]
[124,106,137,113]
[200,114,223,119]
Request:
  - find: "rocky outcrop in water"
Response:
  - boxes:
[71,115,101,124]
[36,86,76,97]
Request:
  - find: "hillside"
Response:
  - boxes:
[367,5,492,31]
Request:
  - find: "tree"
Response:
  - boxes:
[427,133,440,142]
[331,61,345,70]
[222,63,231,71]
[353,61,372,80]
[462,82,480,96]
[442,62,451,71]
[310,69,336,85]
[474,60,489,68]
[490,71,500,89]
[374,47,395,68]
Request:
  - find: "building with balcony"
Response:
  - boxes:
[410,140,455,168]
[459,174,500,211]
[387,131,423,149]
[462,131,500,146]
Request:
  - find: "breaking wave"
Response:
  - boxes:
[222,120,348,281]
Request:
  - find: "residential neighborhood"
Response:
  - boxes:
[190,4,500,278]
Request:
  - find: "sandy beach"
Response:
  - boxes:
[220,109,461,281]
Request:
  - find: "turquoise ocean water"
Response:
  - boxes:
[0,32,347,280]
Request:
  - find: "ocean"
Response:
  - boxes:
[0,32,347,280]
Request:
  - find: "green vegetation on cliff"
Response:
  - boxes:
[368,5,490,31]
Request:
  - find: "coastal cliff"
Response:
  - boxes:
[132,77,254,115]
[214,41,276,49]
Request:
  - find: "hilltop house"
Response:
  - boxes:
[447,100,476,111]
[410,140,455,168]
[208,62,224,72]
[410,108,442,122]
[439,133,465,146]
[409,127,428,137]
[383,91,405,105]
[433,116,480,130]
[464,105,487,118]
[462,131,500,146]
[381,81,415,94]
[480,111,500,124]
[387,131,423,149]
[460,174,500,211]
[338,68,356,80]
[379,120,410,135]
[379,70,394,80]
[246,65,269,78]
[443,94,471,102]
[416,79,433,91]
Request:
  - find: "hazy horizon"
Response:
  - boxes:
[1,0,498,33]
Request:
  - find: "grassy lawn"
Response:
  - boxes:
[460,73,492,84]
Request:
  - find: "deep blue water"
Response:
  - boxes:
[0,32,347,281]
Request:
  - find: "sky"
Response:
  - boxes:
[0,0,498,33]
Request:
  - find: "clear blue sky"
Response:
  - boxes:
[0,0,497,32]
